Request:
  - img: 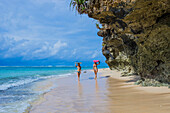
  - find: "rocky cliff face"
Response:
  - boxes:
[72,0,170,84]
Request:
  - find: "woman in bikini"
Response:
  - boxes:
[75,62,81,81]
[93,61,100,79]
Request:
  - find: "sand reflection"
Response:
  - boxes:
[78,80,83,97]
[95,79,99,92]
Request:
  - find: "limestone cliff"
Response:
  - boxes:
[71,0,170,84]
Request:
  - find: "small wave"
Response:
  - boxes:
[0,73,73,91]
[0,78,39,91]
[40,73,73,79]
[58,73,72,77]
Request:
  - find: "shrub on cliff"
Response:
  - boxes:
[70,0,87,14]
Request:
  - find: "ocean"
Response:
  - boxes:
[0,66,106,113]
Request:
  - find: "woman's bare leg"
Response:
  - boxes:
[77,72,80,81]
[94,71,97,79]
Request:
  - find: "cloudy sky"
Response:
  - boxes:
[0,0,106,66]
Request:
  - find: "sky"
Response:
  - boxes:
[0,0,107,66]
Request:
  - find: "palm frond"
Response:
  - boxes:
[70,0,87,14]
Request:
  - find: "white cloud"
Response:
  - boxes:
[72,49,77,55]
[33,45,48,54]
[65,29,87,35]
[0,36,28,52]
[27,40,67,59]
[0,36,67,59]
[49,41,67,56]
[92,50,100,59]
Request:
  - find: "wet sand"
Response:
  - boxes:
[30,69,170,113]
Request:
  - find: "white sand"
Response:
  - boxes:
[29,69,170,113]
[100,68,170,94]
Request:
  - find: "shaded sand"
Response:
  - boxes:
[100,68,170,94]
[30,69,170,113]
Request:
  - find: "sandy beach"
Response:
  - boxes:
[29,68,170,113]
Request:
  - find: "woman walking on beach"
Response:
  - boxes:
[75,62,81,81]
[93,60,100,79]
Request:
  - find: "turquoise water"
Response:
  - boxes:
[0,66,107,113]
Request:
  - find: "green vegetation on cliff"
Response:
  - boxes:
[70,0,87,14]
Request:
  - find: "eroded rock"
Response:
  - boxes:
[72,0,170,84]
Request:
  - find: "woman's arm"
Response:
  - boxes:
[93,64,94,69]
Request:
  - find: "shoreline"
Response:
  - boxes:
[29,68,170,113]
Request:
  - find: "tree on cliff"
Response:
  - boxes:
[70,0,87,14]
